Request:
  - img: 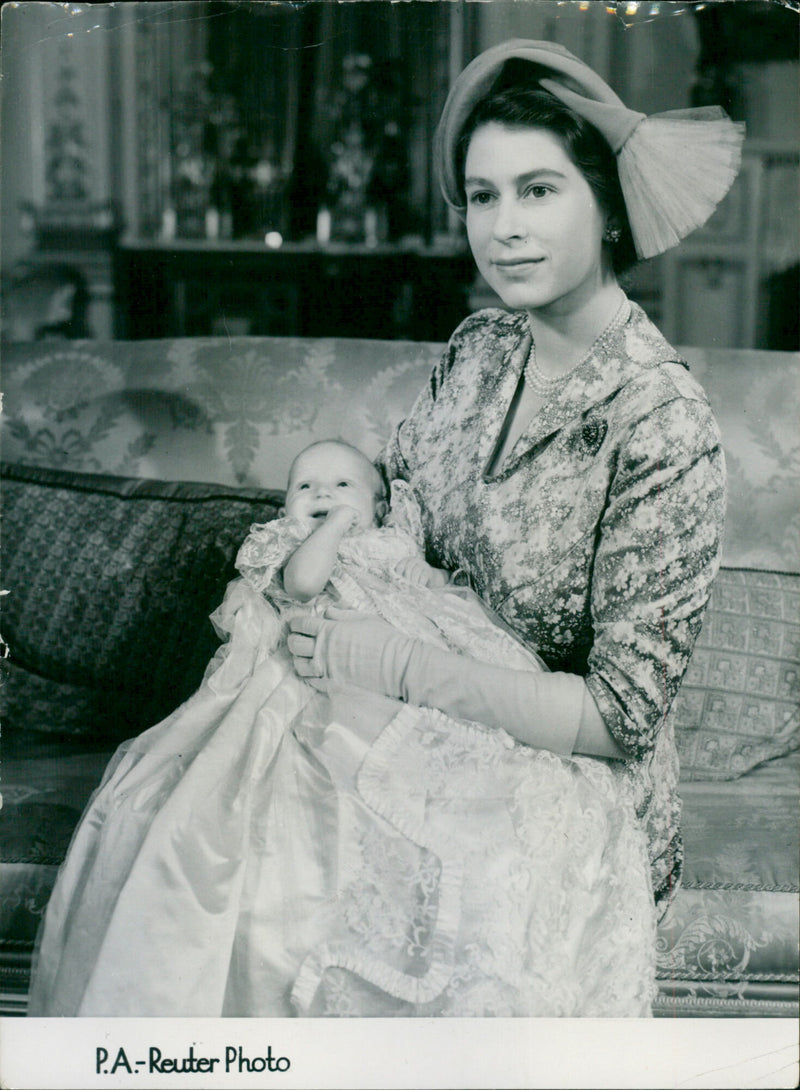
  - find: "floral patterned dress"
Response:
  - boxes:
[379,299,727,911]
[28,482,658,1018]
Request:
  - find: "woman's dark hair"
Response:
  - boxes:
[455,65,638,275]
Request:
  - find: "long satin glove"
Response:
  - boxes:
[287,609,587,757]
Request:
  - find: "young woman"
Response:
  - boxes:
[288,39,744,1013]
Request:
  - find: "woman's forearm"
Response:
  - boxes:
[399,640,624,759]
[288,613,626,760]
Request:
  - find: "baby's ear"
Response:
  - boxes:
[278,506,286,518]
[375,498,389,525]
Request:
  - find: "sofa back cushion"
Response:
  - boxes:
[0,337,442,492]
[2,340,798,574]
[1,463,283,740]
[674,567,800,781]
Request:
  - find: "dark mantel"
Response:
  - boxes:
[114,236,475,342]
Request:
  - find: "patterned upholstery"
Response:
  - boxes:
[2,338,798,571]
[1,464,283,740]
[0,338,442,492]
[673,569,800,781]
[1,334,797,1017]
[655,751,799,1016]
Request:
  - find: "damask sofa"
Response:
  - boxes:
[1,334,798,1017]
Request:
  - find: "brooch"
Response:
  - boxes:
[579,420,607,455]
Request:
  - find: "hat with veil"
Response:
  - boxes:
[435,39,745,260]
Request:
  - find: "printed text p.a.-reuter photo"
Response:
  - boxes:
[96,1044,291,1076]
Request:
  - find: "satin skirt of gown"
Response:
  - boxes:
[27,580,658,1017]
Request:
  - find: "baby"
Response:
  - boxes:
[230,437,577,1016]
[235,438,536,672]
[280,439,448,601]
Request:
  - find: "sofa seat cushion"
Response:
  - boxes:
[0,733,114,864]
[1,463,283,741]
[0,732,114,996]
[680,752,800,893]
[656,752,799,1005]
[0,864,60,1003]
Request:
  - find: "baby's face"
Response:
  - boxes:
[285,444,381,530]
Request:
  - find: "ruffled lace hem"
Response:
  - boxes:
[292,704,658,1017]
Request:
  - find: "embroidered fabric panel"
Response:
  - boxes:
[674,569,800,780]
[0,339,443,489]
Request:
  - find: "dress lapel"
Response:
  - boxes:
[487,301,687,480]
[481,315,531,476]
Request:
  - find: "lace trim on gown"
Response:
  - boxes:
[291,703,658,1017]
[291,705,467,1009]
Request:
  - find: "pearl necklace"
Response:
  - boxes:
[523,296,630,398]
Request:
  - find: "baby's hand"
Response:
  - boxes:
[294,504,356,537]
[323,504,359,530]
[395,557,450,588]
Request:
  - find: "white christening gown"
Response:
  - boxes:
[28,483,657,1017]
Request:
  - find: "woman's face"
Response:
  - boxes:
[464,122,611,317]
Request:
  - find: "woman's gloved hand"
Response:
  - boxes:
[288,608,415,698]
[287,607,604,757]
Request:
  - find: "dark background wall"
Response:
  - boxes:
[2,1,797,348]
